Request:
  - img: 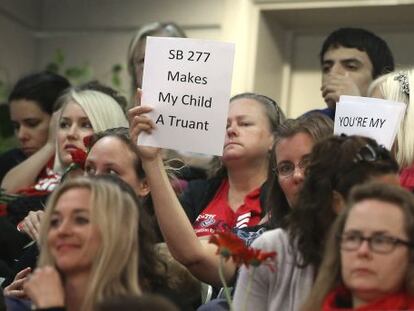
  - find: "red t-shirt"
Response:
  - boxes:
[192,180,262,237]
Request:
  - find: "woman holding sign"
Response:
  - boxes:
[131,107,333,288]
[129,92,283,283]
[368,69,414,191]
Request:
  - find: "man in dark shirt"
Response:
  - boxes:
[311,28,394,119]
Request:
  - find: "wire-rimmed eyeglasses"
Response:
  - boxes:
[275,156,310,178]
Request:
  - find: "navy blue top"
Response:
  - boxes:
[305,107,335,120]
[0,148,27,183]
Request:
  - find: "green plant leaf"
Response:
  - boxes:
[112,64,122,73]
[45,63,59,73]
[65,67,85,79]
[112,76,121,88]
[55,49,65,66]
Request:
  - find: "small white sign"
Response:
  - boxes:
[334,95,406,149]
[139,37,235,156]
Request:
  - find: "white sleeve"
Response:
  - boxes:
[232,229,284,311]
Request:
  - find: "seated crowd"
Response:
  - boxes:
[1,24,414,311]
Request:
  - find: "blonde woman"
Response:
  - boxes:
[2,82,128,194]
[20,176,141,311]
[52,84,128,174]
[368,69,414,190]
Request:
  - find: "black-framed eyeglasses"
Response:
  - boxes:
[338,232,414,254]
[353,143,390,163]
[275,156,310,178]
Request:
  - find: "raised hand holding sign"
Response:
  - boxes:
[138,37,235,156]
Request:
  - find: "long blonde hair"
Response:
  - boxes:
[38,176,141,311]
[53,87,128,173]
[368,69,414,168]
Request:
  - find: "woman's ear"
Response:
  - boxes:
[332,191,345,215]
[137,178,150,197]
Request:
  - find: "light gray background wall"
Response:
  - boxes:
[0,0,223,101]
[2,0,414,116]
[0,0,39,83]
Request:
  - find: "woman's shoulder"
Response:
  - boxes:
[251,228,289,250]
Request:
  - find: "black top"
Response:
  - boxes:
[0,148,26,184]
[305,107,335,120]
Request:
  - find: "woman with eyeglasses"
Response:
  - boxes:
[304,182,414,310]
[263,113,333,229]
[129,103,333,290]
[233,135,400,311]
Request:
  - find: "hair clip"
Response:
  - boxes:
[394,72,410,96]
[353,143,389,163]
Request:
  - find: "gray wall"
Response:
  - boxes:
[0,0,223,100]
[0,0,38,86]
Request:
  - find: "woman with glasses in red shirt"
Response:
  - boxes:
[305,182,414,310]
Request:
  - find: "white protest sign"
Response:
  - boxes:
[334,95,406,149]
[138,37,235,156]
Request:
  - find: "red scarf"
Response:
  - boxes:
[16,157,60,196]
[0,157,59,216]
[400,164,414,191]
[321,287,414,310]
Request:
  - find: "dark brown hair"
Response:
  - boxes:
[265,113,333,228]
[288,135,399,269]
